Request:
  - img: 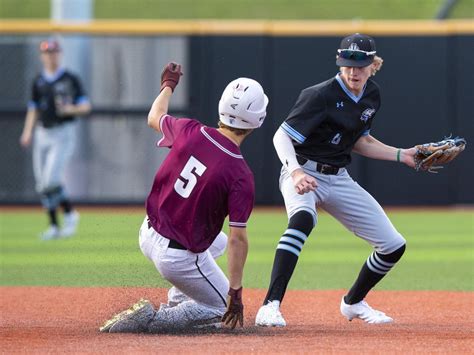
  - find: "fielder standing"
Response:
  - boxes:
[19,39,91,240]
[256,33,417,326]
[100,63,269,333]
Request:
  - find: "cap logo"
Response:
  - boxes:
[348,43,360,51]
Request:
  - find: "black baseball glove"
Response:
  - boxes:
[414,136,466,173]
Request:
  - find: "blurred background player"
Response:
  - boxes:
[19,39,91,240]
[256,33,417,326]
[99,63,269,333]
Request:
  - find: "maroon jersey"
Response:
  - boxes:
[146,115,255,253]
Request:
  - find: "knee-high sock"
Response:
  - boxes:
[48,208,58,226]
[263,211,314,305]
[60,199,73,214]
[41,185,64,210]
[344,244,406,305]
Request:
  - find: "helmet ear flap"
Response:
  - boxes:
[218,78,268,129]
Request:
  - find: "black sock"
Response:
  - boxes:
[344,263,384,305]
[263,210,314,305]
[344,244,406,305]
[264,249,299,304]
[48,209,58,226]
[60,199,73,214]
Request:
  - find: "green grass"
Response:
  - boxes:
[449,0,474,18]
[4,0,467,19]
[93,0,444,20]
[1,209,473,291]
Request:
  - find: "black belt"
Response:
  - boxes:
[296,156,340,175]
[147,220,186,250]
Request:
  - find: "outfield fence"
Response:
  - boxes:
[1,20,473,205]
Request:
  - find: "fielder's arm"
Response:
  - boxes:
[57,101,92,117]
[19,107,39,148]
[273,127,317,194]
[353,134,416,168]
[147,87,172,133]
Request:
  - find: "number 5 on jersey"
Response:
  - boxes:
[174,156,207,198]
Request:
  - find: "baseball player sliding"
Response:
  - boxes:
[256,33,418,326]
[100,63,269,333]
[20,39,91,240]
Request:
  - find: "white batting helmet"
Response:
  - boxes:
[218,78,269,129]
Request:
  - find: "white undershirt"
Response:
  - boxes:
[273,127,301,175]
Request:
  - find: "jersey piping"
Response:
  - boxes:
[335,73,366,103]
[200,127,243,159]
[41,67,66,83]
[229,221,246,228]
[281,121,306,144]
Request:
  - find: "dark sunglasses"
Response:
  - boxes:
[337,49,376,60]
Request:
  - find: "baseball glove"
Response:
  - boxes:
[414,136,466,173]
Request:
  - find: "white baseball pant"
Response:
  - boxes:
[280,162,406,254]
[33,121,77,193]
[138,217,229,331]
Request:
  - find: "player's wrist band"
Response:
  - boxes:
[396,149,401,163]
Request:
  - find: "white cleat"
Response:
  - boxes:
[61,211,80,238]
[39,225,60,240]
[340,297,393,324]
[255,300,286,327]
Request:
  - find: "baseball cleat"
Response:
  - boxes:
[100,299,155,333]
[255,300,286,327]
[192,316,223,329]
[60,211,80,238]
[340,297,393,324]
[39,225,60,240]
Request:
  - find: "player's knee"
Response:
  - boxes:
[379,243,406,263]
[288,210,315,236]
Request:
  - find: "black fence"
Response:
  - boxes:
[1,34,473,205]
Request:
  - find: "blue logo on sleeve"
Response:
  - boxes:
[360,108,376,122]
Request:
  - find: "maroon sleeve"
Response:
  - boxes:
[228,172,255,228]
[157,115,200,148]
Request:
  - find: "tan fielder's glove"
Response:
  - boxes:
[414,136,466,173]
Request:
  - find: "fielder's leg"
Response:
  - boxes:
[344,244,406,305]
[340,245,406,324]
[33,126,60,239]
[255,210,314,327]
[323,170,407,323]
[263,211,314,304]
[256,167,321,327]
[38,186,64,240]
[43,122,79,237]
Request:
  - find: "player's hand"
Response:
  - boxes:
[400,147,417,169]
[56,103,76,117]
[19,131,32,148]
[221,287,243,329]
[291,168,317,195]
[161,62,183,92]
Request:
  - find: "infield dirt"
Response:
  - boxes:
[1,287,473,353]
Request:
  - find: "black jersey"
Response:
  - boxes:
[281,74,381,168]
[29,69,88,128]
